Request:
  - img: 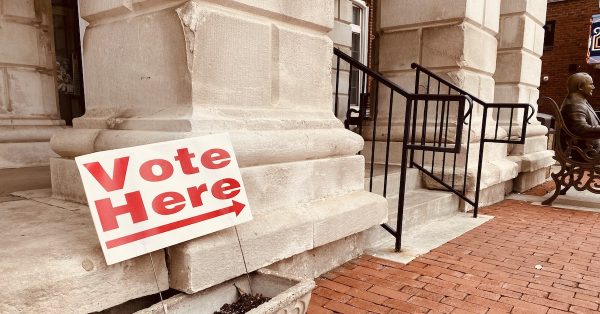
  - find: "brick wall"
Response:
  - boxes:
[540,0,600,113]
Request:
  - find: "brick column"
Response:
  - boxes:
[375,0,518,206]
[50,0,386,294]
[0,0,64,170]
[494,0,553,192]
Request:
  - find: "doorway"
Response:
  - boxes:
[51,0,85,126]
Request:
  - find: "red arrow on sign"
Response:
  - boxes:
[105,200,246,249]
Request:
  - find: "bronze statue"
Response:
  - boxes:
[561,72,600,159]
[541,72,600,205]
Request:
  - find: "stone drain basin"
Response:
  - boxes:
[136,269,315,314]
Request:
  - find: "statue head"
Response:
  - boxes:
[567,72,595,98]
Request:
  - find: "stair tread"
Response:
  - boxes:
[364,164,420,178]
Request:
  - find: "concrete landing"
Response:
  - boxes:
[366,212,493,264]
[508,189,600,213]
[0,189,169,313]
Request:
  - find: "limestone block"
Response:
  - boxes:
[509,135,549,155]
[465,0,485,26]
[339,0,353,24]
[3,0,35,18]
[498,15,525,50]
[494,51,541,86]
[8,70,57,117]
[329,20,352,47]
[441,69,495,101]
[82,7,190,119]
[511,150,554,172]
[311,191,387,246]
[277,26,332,110]
[478,74,496,103]
[79,0,137,21]
[0,142,57,169]
[50,157,86,203]
[240,156,364,214]
[168,228,247,294]
[0,70,7,114]
[386,71,416,92]
[0,199,168,313]
[235,207,314,272]
[0,167,51,195]
[0,125,64,142]
[533,21,545,56]
[379,30,420,72]
[498,14,544,53]
[186,5,271,109]
[0,22,39,66]
[422,23,497,75]
[464,181,508,209]
[169,190,387,293]
[267,233,363,279]
[512,167,549,193]
[81,0,333,30]
[331,65,349,95]
[222,0,334,30]
[380,0,470,29]
[522,16,539,54]
[495,84,539,104]
[483,0,501,33]
[51,128,362,168]
[500,0,546,24]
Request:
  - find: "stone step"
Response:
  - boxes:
[362,141,402,166]
[0,191,169,313]
[364,165,421,196]
[363,188,460,249]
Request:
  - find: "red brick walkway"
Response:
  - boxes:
[308,200,600,313]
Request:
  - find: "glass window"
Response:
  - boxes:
[352,6,361,26]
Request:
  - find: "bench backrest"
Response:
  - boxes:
[545,97,599,164]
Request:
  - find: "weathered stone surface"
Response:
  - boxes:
[338,0,353,24]
[495,84,539,104]
[0,142,58,169]
[82,7,190,120]
[329,20,352,48]
[483,0,501,33]
[185,5,272,109]
[495,51,542,86]
[0,167,50,195]
[168,190,386,293]
[379,30,420,72]
[509,150,554,172]
[50,135,365,204]
[267,233,363,279]
[509,135,549,155]
[512,167,549,192]
[381,0,471,29]
[80,0,333,30]
[242,156,364,213]
[0,198,168,313]
[0,22,39,66]
[422,23,497,74]
[3,0,36,18]
[278,26,333,110]
[500,0,547,24]
[8,70,58,117]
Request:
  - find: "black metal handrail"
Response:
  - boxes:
[333,47,532,252]
[410,63,533,218]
